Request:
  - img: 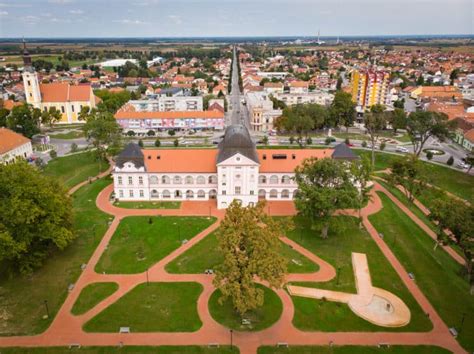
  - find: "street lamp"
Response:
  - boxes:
[230,329,233,348]
[336,267,341,286]
[146,269,149,286]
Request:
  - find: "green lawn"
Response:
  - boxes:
[0,178,112,335]
[49,130,84,139]
[84,282,203,332]
[258,345,450,354]
[95,216,216,274]
[71,282,119,316]
[43,151,109,189]
[369,193,474,351]
[165,231,318,274]
[209,284,283,332]
[282,215,431,332]
[0,346,238,354]
[354,149,400,171]
[114,201,181,209]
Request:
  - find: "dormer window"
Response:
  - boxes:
[148,155,151,159]
[292,154,296,160]
[263,154,267,160]
[157,155,161,160]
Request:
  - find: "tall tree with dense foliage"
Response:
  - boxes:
[82,110,122,166]
[350,156,372,221]
[429,196,457,250]
[329,91,356,129]
[213,201,287,316]
[364,104,387,167]
[406,111,455,156]
[7,104,40,138]
[94,89,131,113]
[388,154,426,202]
[294,158,358,238]
[0,162,74,274]
[388,108,407,134]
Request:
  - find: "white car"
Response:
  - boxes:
[396,146,409,153]
[456,161,469,169]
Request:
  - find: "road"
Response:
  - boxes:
[226,46,250,129]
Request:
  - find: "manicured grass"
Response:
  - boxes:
[0,346,238,354]
[258,345,450,354]
[95,216,216,274]
[209,284,283,331]
[282,215,431,332]
[354,149,400,171]
[0,178,112,335]
[369,193,474,351]
[43,151,109,189]
[83,282,203,332]
[71,282,119,315]
[165,231,318,274]
[49,130,84,139]
[114,200,181,209]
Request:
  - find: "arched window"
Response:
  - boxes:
[270,189,278,198]
[258,189,266,198]
[162,190,171,198]
[161,175,170,184]
[209,189,217,199]
[175,190,182,198]
[281,175,291,184]
[281,189,290,198]
[270,175,278,184]
[196,175,206,184]
[151,189,159,198]
[186,190,194,199]
[173,176,182,184]
[150,175,158,184]
[197,190,205,198]
[185,176,194,184]
[258,175,267,184]
[208,175,217,184]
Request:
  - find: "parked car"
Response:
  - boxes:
[396,146,409,153]
[456,161,468,169]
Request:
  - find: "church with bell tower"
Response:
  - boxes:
[21,40,100,124]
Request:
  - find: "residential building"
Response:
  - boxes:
[121,97,203,113]
[0,128,33,164]
[21,42,99,124]
[289,81,309,94]
[274,91,334,106]
[112,125,357,209]
[246,91,282,133]
[351,69,391,110]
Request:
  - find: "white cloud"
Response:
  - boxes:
[132,0,159,5]
[21,15,40,24]
[168,15,182,25]
[114,19,150,25]
[0,10,7,15]
[0,2,31,7]
[69,9,84,15]
[48,0,74,4]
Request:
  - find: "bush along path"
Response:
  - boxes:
[0,181,467,354]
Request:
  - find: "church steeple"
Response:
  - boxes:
[22,38,33,70]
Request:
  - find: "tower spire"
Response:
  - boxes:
[22,38,32,69]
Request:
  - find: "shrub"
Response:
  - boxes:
[168,129,176,136]
[126,130,135,137]
[49,150,57,159]
[70,143,78,153]
[154,138,161,147]
[447,156,454,166]
[306,137,312,145]
[174,139,179,147]
[426,151,433,160]
[325,137,332,145]
[138,139,144,148]
[380,142,386,151]
[361,140,368,148]
[147,130,155,137]
[345,137,350,145]
[289,136,295,144]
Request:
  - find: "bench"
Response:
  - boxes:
[204,269,214,275]
[68,283,75,292]
[277,342,288,348]
[68,343,81,349]
[449,327,458,337]
[378,343,391,348]
[241,318,251,325]
[119,327,130,333]
[408,272,415,280]
[208,343,220,348]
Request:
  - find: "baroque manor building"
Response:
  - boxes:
[113,125,357,209]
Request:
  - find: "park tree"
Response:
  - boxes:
[364,104,387,167]
[429,196,457,250]
[329,91,356,129]
[41,107,62,128]
[406,111,455,156]
[0,107,9,127]
[82,110,122,168]
[7,104,40,138]
[0,162,74,274]
[213,201,287,316]
[388,108,407,134]
[294,158,358,238]
[154,138,161,147]
[388,154,426,202]
[350,156,372,222]
[279,105,314,143]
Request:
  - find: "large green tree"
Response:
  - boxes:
[7,104,40,138]
[406,111,455,156]
[364,104,388,167]
[0,162,74,274]
[388,154,426,202]
[388,108,407,134]
[329,91,356,129]
[350,156,372,221]
[213,201,287,316]
[294,158,358,238]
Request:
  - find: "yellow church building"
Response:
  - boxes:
[22,41,99,124]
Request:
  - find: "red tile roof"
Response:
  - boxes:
[0,128,30,155]
[258,149,333,172]
[144,149,218,173]
[39,83,93,102]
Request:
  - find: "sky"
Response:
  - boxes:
[0,0,472,38]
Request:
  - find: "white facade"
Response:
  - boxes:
[125,97,203,112]
[0,141,33,165]
[274,91,334,106]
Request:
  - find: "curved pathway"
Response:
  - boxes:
[0,181,467,354]
[68,157,114,195]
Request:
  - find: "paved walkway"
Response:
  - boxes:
[68,157,114,195]
[0,181,467,354]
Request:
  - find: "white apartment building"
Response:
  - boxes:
[274,91,334,106]
[124,97,203,112]
[245,92,282,132]
[0,128,33,164]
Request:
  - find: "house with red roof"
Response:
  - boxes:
[0,128,33,164]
